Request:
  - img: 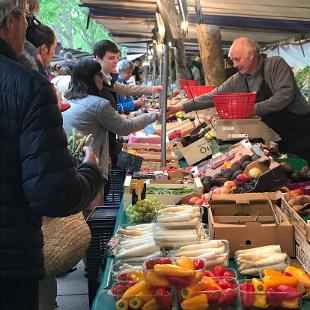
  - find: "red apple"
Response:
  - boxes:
[236,173,250,183]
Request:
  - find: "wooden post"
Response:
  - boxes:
[169,46,176,83]
[175,39,187,80]
[197,24,225,86]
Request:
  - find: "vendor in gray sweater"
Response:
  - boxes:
[168,37,310,162]
[62,59,160,183]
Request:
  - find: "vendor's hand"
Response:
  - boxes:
[167,103,184,116]
[134,97,145,107]
[83,146,99,167]
[153,85,163,93]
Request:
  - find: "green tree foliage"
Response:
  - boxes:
[37,0,114,52]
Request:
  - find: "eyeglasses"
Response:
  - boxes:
[26,13,41,26]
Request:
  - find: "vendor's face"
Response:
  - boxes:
[230,47,255,75]
[97,51,120,73]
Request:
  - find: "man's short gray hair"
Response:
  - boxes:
[0,0,28,26]
[229,37,260,57]
[116,59,134,73]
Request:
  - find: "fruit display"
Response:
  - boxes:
[125,199,165,224]
[235,245,289,276]
[239,266,307,309]
[145,187,193,195]
[284,192,310,216]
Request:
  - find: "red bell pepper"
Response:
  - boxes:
[154,287,171,309]
[206,287,222,302]
[160,258,173,265]
[193,258,205,270]
[223,270,237,279]
[213,265,226,277]
[112,284,127,300]
[240,282,255,308]
[267,288,283,308]
[116,272,132,282]
[203,270,214,277]
[217,288,237,306]
[217,278,236,289]
[276,285,300,300]
[145,258,160,270]
[165,275,191,289]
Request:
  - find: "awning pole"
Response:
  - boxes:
[160,42,169,167]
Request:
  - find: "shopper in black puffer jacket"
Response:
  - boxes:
[0,2,103,310]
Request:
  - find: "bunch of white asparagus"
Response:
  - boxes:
[175,240,229,267]
[154,205,207,248]
[235,245,288,275]
[114,223,161,263]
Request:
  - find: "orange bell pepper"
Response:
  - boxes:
[281,297,300,309]
[263,269,282,277]
[136,291,154,302]
[180,293,209,310]
[284,266,310,288]
[263,275,299,289]
[141,298,160,310]
[153,264,194,277]
[176,256,195,270]
[199,276,222,291]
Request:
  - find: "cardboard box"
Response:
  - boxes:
[281,194,310,242]
[208,193,294,257]
[295,228,310,273]
[123,175,203,208]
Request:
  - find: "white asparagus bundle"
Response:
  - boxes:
[155,229,198,235]
[118,251,161,264]
[239,253,287,271]
[157,211,198,223]
[237,251,279,263]
[119,239,154,250]
[154,241,201,248]
[240,263,288,275]
[159,218,199,228]
[155,234,199,243]
[204,254,228,267]
[176,246,226,258]
[118,228,146,236]
[120,235,154,246]
[157,206,201,214]
[125,223,154,230]
[235,245,281,256]
[178,240,224,252]
[116,242,158,258]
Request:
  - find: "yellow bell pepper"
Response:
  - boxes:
[181,293,209,310]
[281,297,299,309]
[252,278,268,308]
[153,264,194,277]
[263,275,299,289]
[263,269,282,277]
[122,280,151,300]
[176,256,195,270]
[141,298,160,310]
[136,291,154,302]
[129,297,144,310]
[144,271,170,287]
[130,270,144,282]
[115,299,128,310]
[284,266,310,288]
[192,271,203,284]
[181,287,195,299]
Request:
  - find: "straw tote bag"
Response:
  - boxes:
[42,212,91,277]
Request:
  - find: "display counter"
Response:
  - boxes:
[91,200,310,310]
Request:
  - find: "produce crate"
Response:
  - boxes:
[166,119,195,137]
[86,207,119,306]
[295,227,310,273]
[281,194,310,242]
[104,169,126,206]
[208,193,294,257]
[123,175,203,208]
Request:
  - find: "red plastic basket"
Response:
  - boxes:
[179,79,199,88]
[183,85,216,99]
[213,92,256,119]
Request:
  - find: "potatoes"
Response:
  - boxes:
[287,194,310,214]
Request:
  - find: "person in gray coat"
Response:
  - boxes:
[62,58,160,189]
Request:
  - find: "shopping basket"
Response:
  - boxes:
[183,85,216,99]
[179,79,199,88]
[213,92,256,119]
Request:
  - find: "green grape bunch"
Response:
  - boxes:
[125,199,165,223]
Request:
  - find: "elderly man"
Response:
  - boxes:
[0,1,103,309]
[168,37,310,162]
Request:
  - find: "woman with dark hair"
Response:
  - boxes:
[62,58,160,197]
